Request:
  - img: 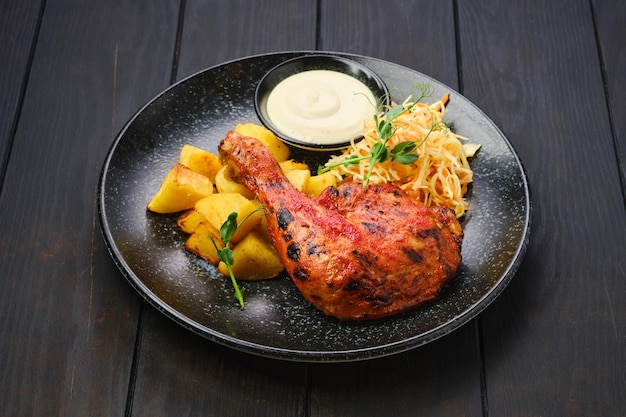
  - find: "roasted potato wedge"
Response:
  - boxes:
[218,230,284,280]
[177,209,209,234]
[235,123,290,162]
[305,171,338,197]
[147,163,213,214]
[284,169,310,192]
[214,165,255,199]
[194,193,263,244]
[183,221,223,265]
[279,159,310,173]
[178,144,223,182]
[251,200,271,242]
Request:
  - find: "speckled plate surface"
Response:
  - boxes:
[98,52,531,362]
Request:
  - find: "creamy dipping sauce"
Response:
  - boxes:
[266,70,377,145]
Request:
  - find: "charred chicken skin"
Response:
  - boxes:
[218,131,463,320]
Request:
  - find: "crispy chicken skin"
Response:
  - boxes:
[218,131,463,320]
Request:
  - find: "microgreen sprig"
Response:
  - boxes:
[211,207,264,309]
[319,83,435,187]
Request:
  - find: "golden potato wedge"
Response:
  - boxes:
[284,169,310,192]
[250,200,271,242]
[147,163,213,214]
[279,159,309,173]
[183,221,223,265]
[177,209,208,234]
[235,123,290,162]
[305,171,338,197]
[194,193,263,244]
[218,230,284,280]
[178,144,223,182]
[214,165,255,199]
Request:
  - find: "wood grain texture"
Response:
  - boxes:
[130,308,308,417]
[0,0,179,415]
[0,0,42,183]
[594,0,626,194]
[177,0,318,80]
[319,0,458,89]
[456,0,626,415]
[309,326,482,417]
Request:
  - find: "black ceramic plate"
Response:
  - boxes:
[98,52,531,362]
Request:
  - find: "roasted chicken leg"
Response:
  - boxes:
[218,131,463,320]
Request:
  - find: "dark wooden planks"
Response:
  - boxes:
[0,0,42,184]
[0,0,180,415]
[177,0,319,80]
[594,0,626,195]
[130,308,308,417]
[309,327,482,417]
[128,1,316,416]
[319,0,459,89]
[309,2,484,417]
[457,1,626,415]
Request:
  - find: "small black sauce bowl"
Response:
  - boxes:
[254,54,390,151]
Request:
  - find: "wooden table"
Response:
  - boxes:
[1,1,624,415]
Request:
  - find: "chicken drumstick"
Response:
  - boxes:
[218,131,463,320]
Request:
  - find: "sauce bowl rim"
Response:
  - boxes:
[254,54,390,151]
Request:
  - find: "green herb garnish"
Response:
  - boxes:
[319,83,435,187]
[211,207,263,309]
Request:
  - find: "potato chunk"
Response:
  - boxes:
[280,160,313,191]
[252,200,272,242]
[194,193,263,244]
[284,169,310,192]
[147,163,213,214]
[305,171,338,197]
[179,144,223,182]
[235,123,290,162]
[279,159,309,173]
[218,230,284,280]
[183,221,223,265]
[177,209,208,234]
[214,165,255,199]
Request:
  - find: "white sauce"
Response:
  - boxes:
[266,70,376,145]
